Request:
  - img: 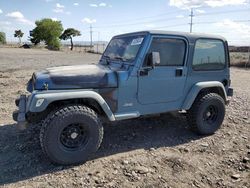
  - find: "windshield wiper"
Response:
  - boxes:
[102,55,111,65]
[113,56,129,62]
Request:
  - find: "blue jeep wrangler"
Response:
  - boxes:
[13,31,233,165]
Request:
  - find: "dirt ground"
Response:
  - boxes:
[0,48,249,188]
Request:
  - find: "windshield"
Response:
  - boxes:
[103,35,145,62]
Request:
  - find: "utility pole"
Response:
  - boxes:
[97,32,100,54]
[102,43,105,53]
[90,24,93,50]
[189,8,194,33]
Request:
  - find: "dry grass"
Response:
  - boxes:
[230,52,250,68]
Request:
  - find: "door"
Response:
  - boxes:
[137,37,188,105]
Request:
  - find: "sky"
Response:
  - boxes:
[0,0,250,46]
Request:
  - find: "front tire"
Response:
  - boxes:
[40,105,103,165]
[187,93,225,135]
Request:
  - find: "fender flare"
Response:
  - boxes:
[28,90,115,121]
[181,81,227,110]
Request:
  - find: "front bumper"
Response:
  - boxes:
[13,95,28,130]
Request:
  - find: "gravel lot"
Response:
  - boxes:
[0,48,249,188]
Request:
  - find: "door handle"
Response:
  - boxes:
[139,69,149,76]
[176,68,183,77]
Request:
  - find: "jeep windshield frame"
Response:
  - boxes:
[101,34,146,64]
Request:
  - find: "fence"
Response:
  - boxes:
[62,43,107,54]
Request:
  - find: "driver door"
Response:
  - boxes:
[137,36,187,105]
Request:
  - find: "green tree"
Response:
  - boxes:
[0,32,6,44]
[14,30,24,44]
[30,18,63,50]
[60,28,81,51]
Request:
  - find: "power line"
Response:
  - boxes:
[195,19,250,25]
[97,9,186,24]
[91,16,186,29]
[153,23,188,30]
[80,7,250,45]
[84,19,250,42]
[88,18,249,33]
[82,9,249,31]
[195,9,250,17]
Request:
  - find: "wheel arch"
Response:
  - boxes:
[182,81,227,110]
[28,90,115,121]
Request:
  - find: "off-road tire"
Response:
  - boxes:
[187,93,225,135]
[40,105,103,165]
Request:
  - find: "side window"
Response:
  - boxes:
[193,39,226,71]
[146,38,186,66]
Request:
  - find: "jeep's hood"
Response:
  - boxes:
[32,64,118,90]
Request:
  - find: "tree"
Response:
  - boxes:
[0,32,6,44]
[14,30,24,44]
[60,28,81,51]
[30,18,63,50]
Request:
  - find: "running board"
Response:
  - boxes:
[114,112,140,121]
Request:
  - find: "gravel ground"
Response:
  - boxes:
[0,48,249,188]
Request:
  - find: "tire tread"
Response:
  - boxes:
[187,93,225,135]
[40,105,103,165]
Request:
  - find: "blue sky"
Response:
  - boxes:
[0,0,249,45]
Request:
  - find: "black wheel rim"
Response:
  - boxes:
[60,123,89,150]
[203,105,218,125]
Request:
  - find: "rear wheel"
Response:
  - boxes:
[187,93,225,135]
[40,105,103,165]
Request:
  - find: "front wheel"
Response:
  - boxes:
[187,93,225,135]
[40,105,103,165]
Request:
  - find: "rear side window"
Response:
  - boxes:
[192,39,226,71]
[148,38,186,66]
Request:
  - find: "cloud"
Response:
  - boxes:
[0,25,13,32]
[196,9,205,13]
[0,21,11,26]
[6,11,34,26]
[81,18,97,24]
[0,9,3,14]
[89,4,98,7]
[205,0,247,7]
[169,0,248,9]
[53,8,64,13]
[176,14,184,18]
[51,17,58,21]
[53,3,70,14]
[99,3,107,7]
[56,3,64,9]
[215,19,250,38]
[89,3,112,8]
[145,24,155,28]
[73,3,79,6]
[6,11,23,19]
[215,19,250,45]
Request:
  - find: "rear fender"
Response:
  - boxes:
[182,81,227,110]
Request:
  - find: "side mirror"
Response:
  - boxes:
[148,52,160,67]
